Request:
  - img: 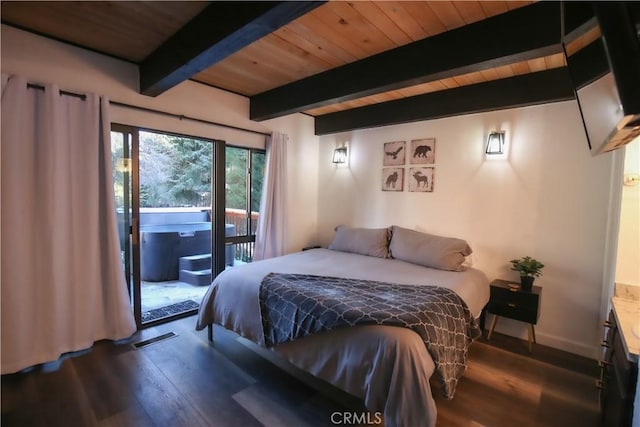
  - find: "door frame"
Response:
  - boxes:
[111,124,226,328]
[111,124,142,327]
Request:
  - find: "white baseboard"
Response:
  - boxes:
[489,314,598,359]
[534,331,598,360]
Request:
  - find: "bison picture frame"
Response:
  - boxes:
[382,167,403,192]
[410,138,436,164]
[408,167,434,192]
[383,141,406,166]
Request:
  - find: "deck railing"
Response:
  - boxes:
[224,208,259,236]
[118,207,260,263]
[225,208,259,263]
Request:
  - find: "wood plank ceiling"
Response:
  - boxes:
[194,0,559,115]
[1,1,607,135]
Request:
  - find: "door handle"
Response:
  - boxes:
[132,217,139,245]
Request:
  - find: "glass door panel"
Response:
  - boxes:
[138,131,212,324]
[225,147,248,265]
[111,126,141,325]
[224,147,265,266]
[111,130,133,301]
[250,151,265,236]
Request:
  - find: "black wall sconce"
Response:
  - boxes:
[332,146,348,163]
[485,131,505,155]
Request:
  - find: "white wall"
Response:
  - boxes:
[3,24,621,358]
[616,139,640,287]
[1,24,319,255]
[318,103,616,358]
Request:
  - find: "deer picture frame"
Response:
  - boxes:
[408,167,434,192]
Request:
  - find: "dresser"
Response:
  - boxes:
[599,299,639,426]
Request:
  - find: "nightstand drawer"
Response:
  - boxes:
[487,282,540,324]
[487,299,538,323]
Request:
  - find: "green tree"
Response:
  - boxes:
[139,133,174,207]
[225,147,265,212]
[226,147,247,210]
[167,137,212,207]
[250,151,265,212]
[113,131,264,213]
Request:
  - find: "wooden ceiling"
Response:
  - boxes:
[0,1,618,135]
[194,1,538,97]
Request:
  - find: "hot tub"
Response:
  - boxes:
[140,222,235,282]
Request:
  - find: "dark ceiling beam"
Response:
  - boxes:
[251,1,575,121]
[140,1,325,97]
[314,68,575,135]
[567,38,609,90]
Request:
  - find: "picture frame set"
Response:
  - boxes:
[382,138,435,192]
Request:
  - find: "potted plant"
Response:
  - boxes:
[509,256,544,291]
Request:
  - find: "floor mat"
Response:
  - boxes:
[142,300,200,323]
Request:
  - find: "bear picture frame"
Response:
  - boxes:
[409,138,436,164]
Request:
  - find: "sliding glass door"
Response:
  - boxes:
[110,126,265,328]
[111,125,224,327]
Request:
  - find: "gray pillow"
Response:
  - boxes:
[389,226,472,271]
[328,226,390,258]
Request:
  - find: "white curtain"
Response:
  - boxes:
[1,75,136,374]
[253,131,288,261]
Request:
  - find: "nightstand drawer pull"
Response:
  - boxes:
[507,303,517,308]
[600,340,610,348]
[598,360,612,367]
[603,321,612,328]
[595,379,605,390]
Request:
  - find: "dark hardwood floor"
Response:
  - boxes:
[1,315,601,427]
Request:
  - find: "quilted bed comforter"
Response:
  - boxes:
[259,272,481,398]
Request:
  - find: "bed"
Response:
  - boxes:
[196,226,489,427]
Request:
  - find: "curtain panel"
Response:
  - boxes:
[253,131,288,261]
[1,75,136,374]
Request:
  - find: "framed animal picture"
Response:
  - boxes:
[408,167,434,192]
[383,141,406,166]
[382,167,403,192]
[410,138,436,164]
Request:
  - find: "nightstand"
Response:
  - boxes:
[486,279,542,352]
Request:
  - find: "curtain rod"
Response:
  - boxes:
[25,83,271,137]
[109,101,270,137]
[27,82,87,100]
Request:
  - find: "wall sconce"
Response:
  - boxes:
[332,146,348,164]
[485,131,505,155]
[115,158,132,173]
